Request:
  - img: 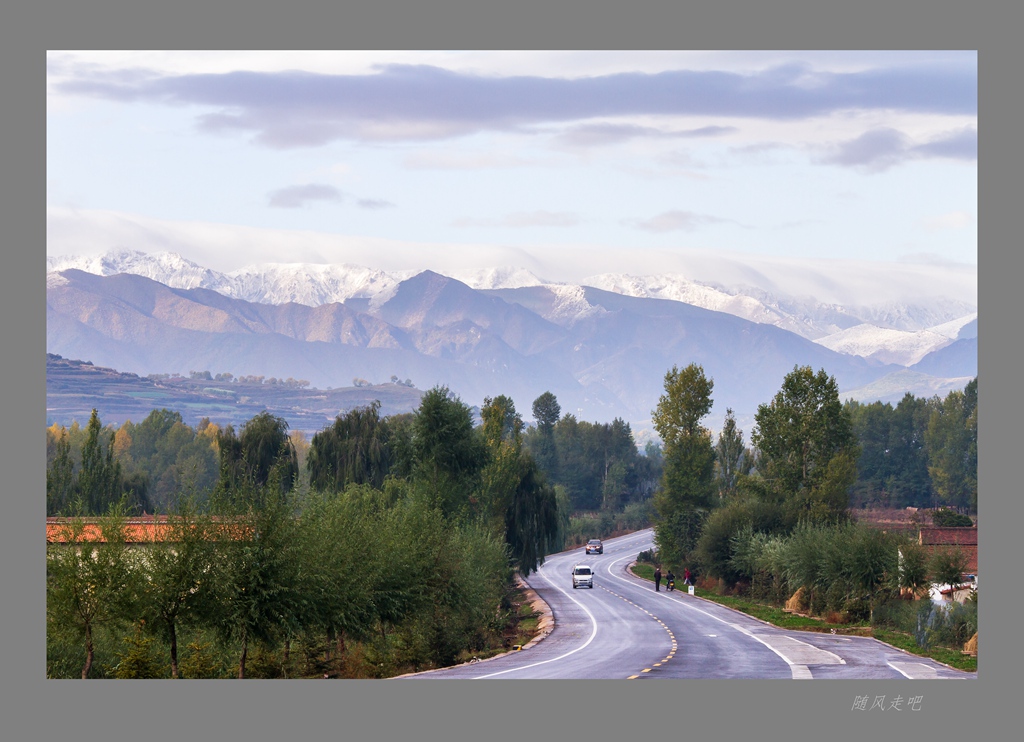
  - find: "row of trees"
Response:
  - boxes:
[48,483,512,678]
[845,378,977,511]
[522,392,662,514]
[46,391,656,558]
[48,386,566,677]
[649,363,978,604]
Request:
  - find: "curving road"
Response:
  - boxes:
[407,530,976,680]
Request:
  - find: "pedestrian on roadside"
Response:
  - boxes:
[683,568,692,586]
[654,566,662,592]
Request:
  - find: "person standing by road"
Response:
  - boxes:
[654,566,662,592]
[683,568,692,587]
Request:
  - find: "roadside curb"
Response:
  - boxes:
[517,572,554,650]
[392,573,555,678]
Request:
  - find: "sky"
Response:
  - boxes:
[46,51,977,304]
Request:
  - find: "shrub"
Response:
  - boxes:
[110,621,163,679]
[637,548,658,564]
[931,508,973,527]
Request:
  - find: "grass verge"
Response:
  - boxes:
[629,564,977,673]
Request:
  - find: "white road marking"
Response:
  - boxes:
[604,552,825,679]
[888,662,940,679]
[475,537,626,678]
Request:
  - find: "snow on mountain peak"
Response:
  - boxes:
[46,248,976,365]
[814,324,953,367]
[445,266,549,290]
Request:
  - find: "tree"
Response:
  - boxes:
[651,364,716,568]
[932,508,973,527]
[411,386,487,517]
[46,505,140,677]
[885,393,936,507]
[528,392,561,484]
[714,408,749,500]
[210,483,305,678]
[136,497,217,678]
[77,409,124,515]
[294,486,380,671]
[532,391,561,430]
[214,412,298,506]
[752,366,858,524]
[46,426,76,516]
[307,402,394,492]
[929,546,970,601]
[926,379,978,512]
[896,539,930,598]
[480,396,559,574]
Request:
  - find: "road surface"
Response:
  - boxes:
[407,530,975,680]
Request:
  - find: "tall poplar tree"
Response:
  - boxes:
[651,364,716,568]
[752,366,858,524]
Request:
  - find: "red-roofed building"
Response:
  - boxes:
[919,526,978,575]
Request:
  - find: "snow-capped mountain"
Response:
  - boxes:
[46,249,977,368]
[814,325,954,367]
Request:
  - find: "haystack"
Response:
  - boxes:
[785,587,807,613]
[963,632,978,656]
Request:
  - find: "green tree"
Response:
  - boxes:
[307,401,394,492]
[46,504,140,677]
[886,393,937,507]
[46,427,76,516]
[214,412,298,506]
[926,379,978,512]
[411,386,487,518]
[714,408,749,500]
[751,366,858,524]
[480,396,559,575]
[136,496,217,678]
[651,364,716,568]
[77,409,125,515]
[929,546,970,600]
[530,391,561,479]
[846,399,894,507]
[295,486,379,669]
[209,482,305,678]
[896,539,930,598]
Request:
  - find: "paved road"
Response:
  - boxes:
[407,529,976,680]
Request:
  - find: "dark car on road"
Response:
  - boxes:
[586,538,603,555]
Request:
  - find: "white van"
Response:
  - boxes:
[572,564,594,589]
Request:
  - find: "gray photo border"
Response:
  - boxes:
[6,1,1015,740]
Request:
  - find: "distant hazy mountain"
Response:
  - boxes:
[47,268,914,428]
[910,337,979,379]
[839,369,977,407]
[47,249,976,344]
[46,249,977,427]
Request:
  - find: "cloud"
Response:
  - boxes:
[819,126,977,171]
[267,183,343,208]
[556,123,737,147]
[452,211,580,228]
[626,210,736,233]
[912,126,977,161]
[357,198,395,210]
[53,61,976,147]
[46,206,977,306]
